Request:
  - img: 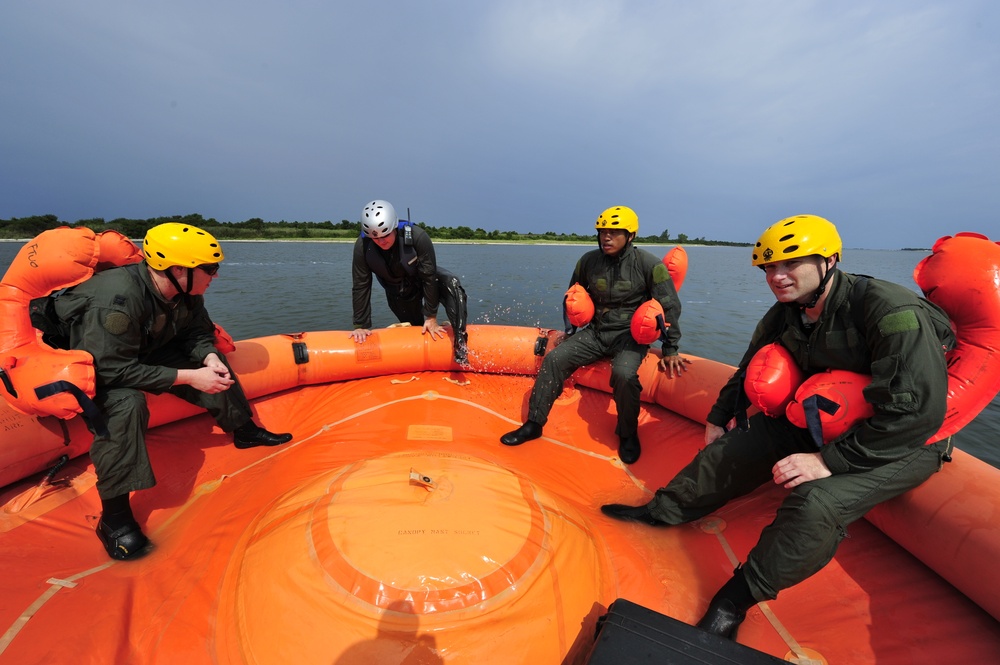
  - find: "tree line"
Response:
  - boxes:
[0,213,750,246]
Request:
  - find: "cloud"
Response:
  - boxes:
[1,1,997,248]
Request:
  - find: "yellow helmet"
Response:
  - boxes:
[143,223,224,270]
[751,215,842,267]
[595,206,638,234]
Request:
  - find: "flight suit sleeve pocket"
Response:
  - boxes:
[864,354,918,414]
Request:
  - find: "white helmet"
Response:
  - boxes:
[361,200,398,239]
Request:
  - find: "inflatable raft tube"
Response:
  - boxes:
[1,325,999,663]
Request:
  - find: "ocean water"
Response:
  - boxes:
[2,239,998,468]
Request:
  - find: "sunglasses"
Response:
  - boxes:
[197,263,221,276]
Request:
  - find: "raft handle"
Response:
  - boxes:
[0,367,17,399]
[534,334,548,357]
[292,342,309,365]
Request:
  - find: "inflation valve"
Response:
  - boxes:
[409,468,436,492]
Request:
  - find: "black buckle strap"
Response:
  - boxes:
[802,394,841,448]
[33,380,109,438]
[0,367,17,399]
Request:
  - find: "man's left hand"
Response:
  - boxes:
[422,317,446,340]
[657,354,691,378]
[203,353,231,381]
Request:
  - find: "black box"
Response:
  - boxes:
[586,598,786,664]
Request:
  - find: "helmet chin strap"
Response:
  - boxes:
[800,259,837,311]
[164,268,195,298]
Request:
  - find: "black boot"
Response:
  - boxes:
[696,566,757,640]
[97,494,150,560]
[618,434,641,464]
[234,422,293,449]
[600,503,664,526]
[97,519,150,560]
[500,420,542,446]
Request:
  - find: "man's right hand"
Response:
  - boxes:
[704,423,727,446]
[350,328,372,343]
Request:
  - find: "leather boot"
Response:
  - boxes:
[96,519,150,561]
[234,422,293,449]
[696,566,757,640]
[500,420,542,446]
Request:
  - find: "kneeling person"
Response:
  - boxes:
[350,200,470,365]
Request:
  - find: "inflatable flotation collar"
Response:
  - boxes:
[743,343,805,417]
[663,245,688,291]
[744,232,1000,444]
[628,246,688,345]
[1,227,237,420]
[562,246,689,332]
[563,284,594,328]
[630,299,668,345]
[0,227,142,420]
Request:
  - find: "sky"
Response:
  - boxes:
[1,1,997,249]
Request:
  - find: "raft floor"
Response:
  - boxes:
[2,371,999,664]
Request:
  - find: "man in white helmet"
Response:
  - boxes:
[350,200,469,364]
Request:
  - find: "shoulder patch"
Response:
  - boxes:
[652,263,672,283]
[103,311,132,335]
[877,309,919,336]
[113,295,127,306]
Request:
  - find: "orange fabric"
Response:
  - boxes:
[2,364,1000,664]
[0,228,140,420]
[914,232,1000,440]
[629,299,666,344]
[785,369,875,440]
[663,246,688,291]
[563,283,594,327]
[744,342,805,417]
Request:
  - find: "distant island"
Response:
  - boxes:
[0,213,752,247]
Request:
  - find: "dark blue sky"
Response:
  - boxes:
[1,1,997,248]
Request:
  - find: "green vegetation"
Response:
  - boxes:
[0,213,751,246]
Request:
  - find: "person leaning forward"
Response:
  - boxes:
[349,200,470,365]
[601,214,955,640]
[44,223,292,561]
[500,205,688,464]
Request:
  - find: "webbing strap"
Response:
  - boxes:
[33,381,109,438]
[801,394,841,448]
[655,313,669,344]
[0,368,17,399]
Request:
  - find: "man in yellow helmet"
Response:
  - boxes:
[47,223,292,561]
[500,206,687,464]
[602,215,955,640]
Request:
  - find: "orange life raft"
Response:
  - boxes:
[2,237,1000,664]
[1,324,999,663]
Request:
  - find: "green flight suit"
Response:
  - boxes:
[648,270,954,601]
[527,243,682,438]
[52,262,252,499]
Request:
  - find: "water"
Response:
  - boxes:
[2,239,998,467]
